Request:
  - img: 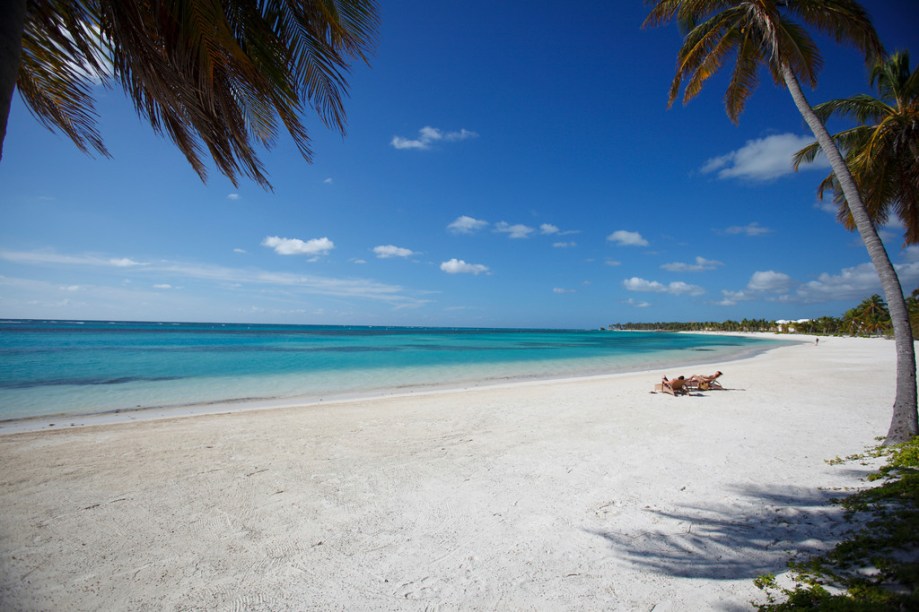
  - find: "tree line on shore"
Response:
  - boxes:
[612,288,919,338]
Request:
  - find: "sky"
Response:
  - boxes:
[1,1,918,329]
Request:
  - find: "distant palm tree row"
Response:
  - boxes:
[611,289,919,339]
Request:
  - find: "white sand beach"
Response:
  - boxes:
[0,335,909,610]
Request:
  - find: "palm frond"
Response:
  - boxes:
[16,0,378,189]
[772,18,822,88]
[724,30,763,123]
[811,94,891,124]
[787,0,883,63]
[18,1,110,156]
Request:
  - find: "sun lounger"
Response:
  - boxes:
[655,376,688,396]
[685,371,724,391]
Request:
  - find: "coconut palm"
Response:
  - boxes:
[644,0,917,443]
[793,51,919,244]
[0,0,379,189]
[844,294,892,336]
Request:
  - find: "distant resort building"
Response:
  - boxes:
[775,319,811,333]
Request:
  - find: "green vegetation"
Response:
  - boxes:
[754,438,919,610]
[794,51,919,246]
[612,290,919,338]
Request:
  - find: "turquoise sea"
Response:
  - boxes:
[0,320,784,422]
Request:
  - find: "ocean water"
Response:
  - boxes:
[0,320,783,421]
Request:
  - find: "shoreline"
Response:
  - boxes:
[0,333,905,609]
[0,332,797,435]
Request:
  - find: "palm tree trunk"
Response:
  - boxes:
[0,0,27,161]
[782,63,918,444]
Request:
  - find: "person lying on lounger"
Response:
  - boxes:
[687,371,723,390]
[660,375,688,396]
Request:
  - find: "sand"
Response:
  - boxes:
[0,334,908,610]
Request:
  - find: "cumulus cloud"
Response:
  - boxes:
[373,245,416,259]
[440,258,489,275]
[724,222,771,236]
[623,277,704,296]
[391,126,478,150]
[495,222,535,239]
[748,270,793,292]
[540,224,559,235]
[701,133,830,181]
[607,230,649,247]
[661,256,723,272]
[797,260,919,303]
[448,215,488,234]
[262,236,334,257]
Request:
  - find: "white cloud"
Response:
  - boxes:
[391,126,478,150]
[373,245,416,259]
[447,215,488,234]
[623,277,704,296]
[153,284,172,289]
[495,222,535,239]
[227,193,240,201]
[440,258,489,275]
[797,260,919,303]
[747,270,792,292]
[0,250,146,268]
[262,236,334,257]
[0,249,426,307]
[109,257,143,267]
[701,133,830,181]
[540,224,559,235]
[718,270,793,306]
[553,241,577,248]
[661,256,723,272]
[323,177,333,184]
[553,287,575,294]
[717,290,748,306]
[626,298,651,308]
[607,230,649,247]
[605,259,621,267]
[233,248,247,254]
[724,222,771,236]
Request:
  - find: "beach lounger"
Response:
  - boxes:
[655,376,688,396]
[686,371,724,391]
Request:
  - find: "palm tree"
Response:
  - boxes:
[0,0,379,189]
[844,294,892,336]
[644,0,917,444]
[793,52,919,245]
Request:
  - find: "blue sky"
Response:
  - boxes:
[1,1,918,329]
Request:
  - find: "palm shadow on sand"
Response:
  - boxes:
[586,476,875,583]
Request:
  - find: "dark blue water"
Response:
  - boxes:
[0,319,782,420]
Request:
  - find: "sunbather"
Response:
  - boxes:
[660,375,688,396]
[687,371,723,390]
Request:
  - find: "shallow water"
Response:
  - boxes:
[0,320,783,420]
